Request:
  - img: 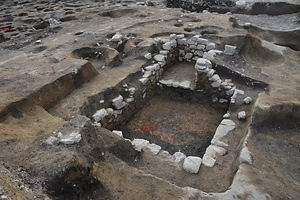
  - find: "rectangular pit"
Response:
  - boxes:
[120,86,228,157]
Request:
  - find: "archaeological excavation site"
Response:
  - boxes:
[0,0,300,199]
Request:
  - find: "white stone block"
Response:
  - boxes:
[223,113,230,119]
[187,39,196,45]
[183,156,202,174]
[211,79,222,88]
[153,54,165,62]
[131,138,150,152]
[184,53,193,59]
[112,130,123,137]
[211,119,236,147]
[206,43,216,50]
[128,87,136,95]
[125,97,134,103]
[197,44,206,50]
[173,152,186,162]
[177,38,187,45]
[169,34,177,40]
[191,35,200,42]
[112,95,126,110]
[139,77,149,85]
[202,154,216,167]
[238,111,247,120]
[144,52,152,60]
[163,41,173,50]
[190,45,197,49]
[196,58,211,66]
[178,80,191,89]
[58,132,82,145]
[145,64,159,71]
[239,147,252,164]
[195,50,204,57]
[224,45,236,56]
[143,70,152,78]
[206,69,215,77]
[111,32,123,42]
[93,108,108,122]
[159,50,169,55]
[146,143,162,155]
[197,38,209,45]
[243,96,252,105]
[195,64,207,71]
[192,56,200,61]
[236,0,246,9]
[209,74,221,82]
[176,34,185,39]
[46,136,59,145]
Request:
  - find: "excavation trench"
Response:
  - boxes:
[120,86,228,157]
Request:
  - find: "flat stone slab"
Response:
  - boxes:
[211,119,236,147]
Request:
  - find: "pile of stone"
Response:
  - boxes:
[194,58,236,101]
[140,34,237,98]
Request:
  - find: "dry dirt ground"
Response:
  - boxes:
[0,0,300,200]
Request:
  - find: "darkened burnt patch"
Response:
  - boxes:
[47,166,112,200]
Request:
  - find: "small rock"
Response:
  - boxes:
[112,95,126,110]
[238,111,247,120]
[112,130,123,137]
[111,32,123,42]
[153,54,165,62]
[206,69,215,77]
[142,70,152,78]
[46,136,59,145]
[146,143,162,155]
[177,38,187,45]
[209,74,220,82]
[139,77,149,85]
[173,152,186,162]
[184,53,193,59]
[183,156,202,174]
[223,113,230,119]
[145,64,160,71]
[106,108,114,115]
[243,96,252,104]
[144,52,152,60]
[239,147,252,164]
[211,79,222,88]
[176,34,184,39]
[197,38,209,45]
[206,42,216,50]
[93,108,108,122]
[125,97,134,103]
[128,87,136,95]
[159,50,169,55]
[202,154,216,167]
[131,138,150,152]
[244,22,251,27]
[163,41,173,50]
[224,45,236,56]
[58,131,81,145]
